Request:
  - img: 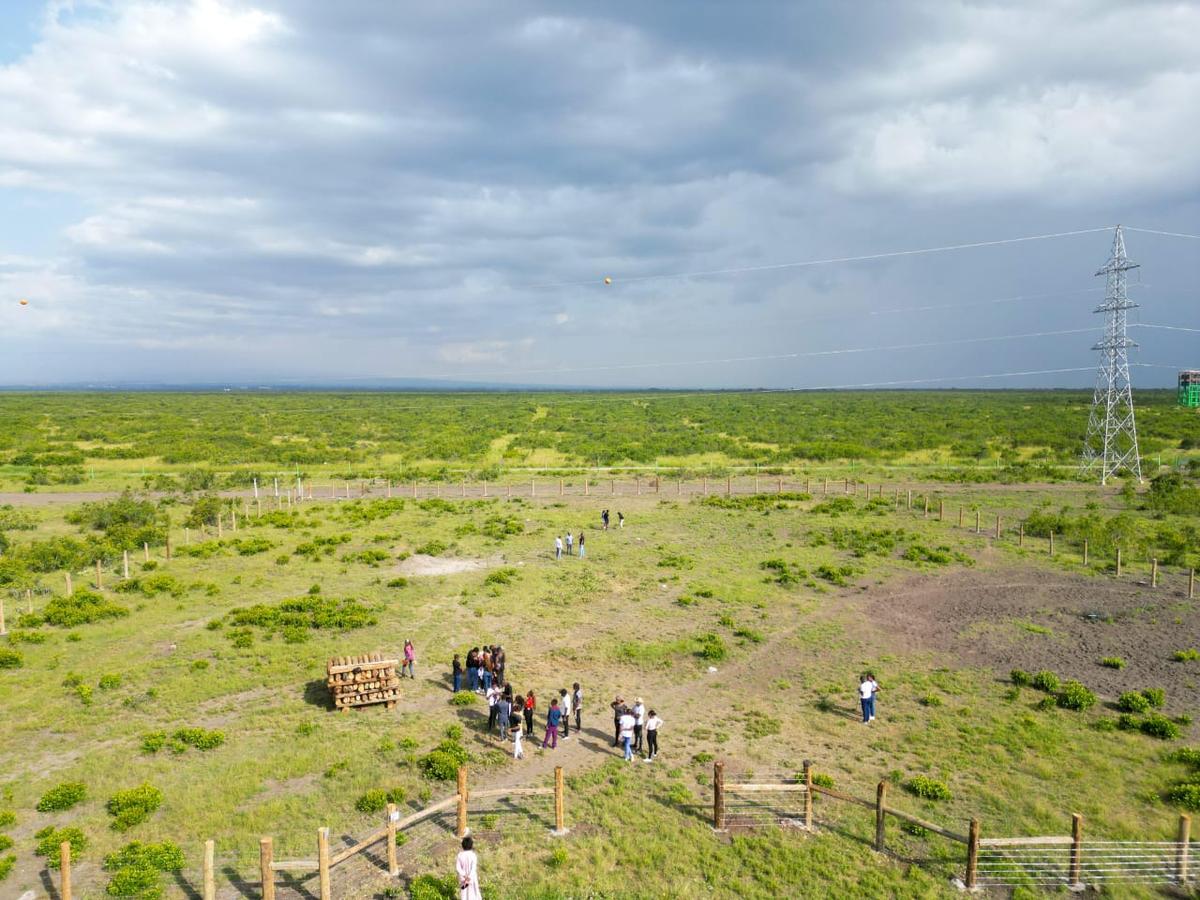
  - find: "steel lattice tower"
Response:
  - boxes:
[1081,224,1142,484]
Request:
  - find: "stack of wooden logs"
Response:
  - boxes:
[326,654,401,712]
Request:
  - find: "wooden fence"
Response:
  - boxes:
[52,766,564,900]
[711,761,1196,890]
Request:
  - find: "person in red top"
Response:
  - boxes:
[523,690,536,738]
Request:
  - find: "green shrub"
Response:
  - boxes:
[8,629,46,644]
[37,781,87,812]
[104,840,185,873]
[1140,714,1181,741]
[114,573,185,598]
[1141,687,1166,708]
[1117,713,1140,731]
[99,673,121,690]
[658,553,693,569]
[695,632,727,661]
[1174,648,1200,662]
[1056,681,1097,711]
[172,727,224,751]
[415,540,448,557]
[811,773,836,789]
[1118,691,1151,714]
[386,577,408,588]
[0,855,12,882]
[919,694,943,707]
[1167,782,1200,811]
[355,790,388,814]
[1034,695,1057,711]
[1031,671,1060,692]
[484,567,518,586]
[1166,748,1200,768]
[904,776,951,801]
[409,873,458,900]
[0,648,22,669]
[546,845,568,868]
[224,595,376,634]
[0,835,11,852]
[445,724,463,741]
[35,826,87,866]
[141,731,166,754]
[0,810,14,828]
[1099,657,1126,669]
[419,739,469,781]
[449,692,474,706]
[1009,669,1032,686]
[42,589,130,627]
[107,783,164,830]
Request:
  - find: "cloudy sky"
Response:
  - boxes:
[0,0,1197,388]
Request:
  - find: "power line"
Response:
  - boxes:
[1131,323,1200,334]
[520,226,1116,289]
[1125,226,1200,241]
[868,286,1108,317]
[794,367,1098,391]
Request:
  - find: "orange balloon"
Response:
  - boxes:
[18,299,28,306]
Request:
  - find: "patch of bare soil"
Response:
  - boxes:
[858,565,1200,714]
[396,554,500,577]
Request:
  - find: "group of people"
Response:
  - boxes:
[499,683,583,758]
[553,531,585,559]
[600,509,624,530]
[452,645,507,693]
[858,673,881,723]
[610,695,663,762]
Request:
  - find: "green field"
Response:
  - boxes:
[1,392,1199,898]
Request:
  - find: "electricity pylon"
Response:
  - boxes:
[1081,225,1142,484]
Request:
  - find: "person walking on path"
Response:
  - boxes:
[572,682,583,733]
[543,698,563,749]
[554,535,563,560]
[611,695,625,747]
[619,706,636,761]
[456,836,482,900]
[452,654,463,693]
[858,675,875,724]
[617,511,624,528]
[558,688,572,739]
[402,640,416,679]
[866,672,880,722]
[601,509,609,530]
[524,690,536,738]
[578,531,585,558]
[565,531,573,556]
[632,698,646,754]
[644,709,663,761]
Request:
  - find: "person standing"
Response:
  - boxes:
[565,531,573,556]
[494,646,506,686]
[554,535,563,559]
[578,531,585,558]
[644,709,663,761]
[867,672,880,722]
[858,675,874,724]
[498,692,512,740]
[611,695,625,747]
[524,690,536,738]
[617,511,624,528]
[402,640,416,679]
[618,706,636,762]
[632,697,646,754]
[543,698,562,749]
[481,647,493,692]
[487,682,501,733]
[572,682,583,733]
[559,688,572,739]
[511,710,524,759]
[466,648,479,692]
[456,836,482,900]
[452,654,463,693]
[601,509,609,531]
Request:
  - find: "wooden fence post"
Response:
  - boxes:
[554,765,566,833]
[995,515,1001,539]
[875,781,887,852]
[1178,813,1191,883]
[923,496,929,518]
[1152,557,1159,587]
[66,571,73,596]
[203,839,215,900]
[531,479,536,498]
[1190,568,1195,600]
[966,818,980,890]
[939,499,944,521]
[803,760,814,831]
[906,489,912,510]
[584,478,588,496]
[559,479,564,497]
[457,766,469,837]
[95,559,103,589]
[975,510,981,534]
[318,827,332,900]
[713,761,725,830]
[754,476,759,493]
[702,477,708,495]
[60,841,72,900]
[386,803,399,877]
[779,478,784,494]
[805,477,810,494]
[725,476,731,496]
[1069,813,1083,888]
[823,477,829,495]
[1116,547,1122,577]
[637,477,642,496]
[0,595,5,636]
[260,837,275,900]
[123,549,130,578]
[1049,531,1055,556]
[144,541,150,562]
[1019,523,1024,547]
[1083,539,1089,566]
[678,479,683,496]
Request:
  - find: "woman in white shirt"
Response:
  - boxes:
[619,709,636,762]
[456,836,482,900]
[644,709,663,760]
[632,698,646,753]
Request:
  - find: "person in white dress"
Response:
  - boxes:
[456,836,482,900]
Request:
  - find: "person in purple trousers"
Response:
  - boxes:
[543,698,563,749]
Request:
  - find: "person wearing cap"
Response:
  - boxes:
[611,695,625,747]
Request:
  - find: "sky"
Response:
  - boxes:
[0,0,1197,389]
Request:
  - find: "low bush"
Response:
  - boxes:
[449,692,474,706]
[484,567,518,586]
[1056,681,1097,711]
[415,540,448,557]
[904,776,951,802]
[103,840,185,899]
[0,648,22,669]
[1175,648,1200,662]
[42,590,130,627]
[35,826,87,867]
[409,873,458,900]
[98,673,121,690]
[107,783,164,830]
[224,596,377,634]
[37,781,87,812]
[1099,657,1126,669]
[1031,671,1060,693]
[1140,714,1181,741]
[172,727,225,751]
[811,773,836,789]
[0,855,12,882]
[1166,748,1200,768]
[760,558,808,586]
[695,632,727,661]
[419,739,469,781]
[1010,669,1032,686]
[0,811,15,828]
[355,790,388,814]
[1167,783,1200,811]
[114,573,185,598]
[141,731,166,754]
[1142,687,1166,708]
[1118,691,1151,714]
[386,577,408,588]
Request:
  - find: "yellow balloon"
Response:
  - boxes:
[603,276,612,285]
[18,298,28,306]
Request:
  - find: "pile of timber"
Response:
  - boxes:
[327,653,401,711]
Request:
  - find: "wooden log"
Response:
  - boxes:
[204,839,215,900]
[808,784,876,810]
[725,783,810,793]
[978,836,1074,847]
[318,827,332,900]
[713,761,725,830]
[387,803,399,877]
[329,825,388,866]
[875,782,887,852]
[966,819,980,890]
[881,806,969,843]
[1069,813,1083,888]
[270,859,318,872]
[60,841,72,900]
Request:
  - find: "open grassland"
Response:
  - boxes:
[3,390,1200,493]
[1,394,1199,898]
